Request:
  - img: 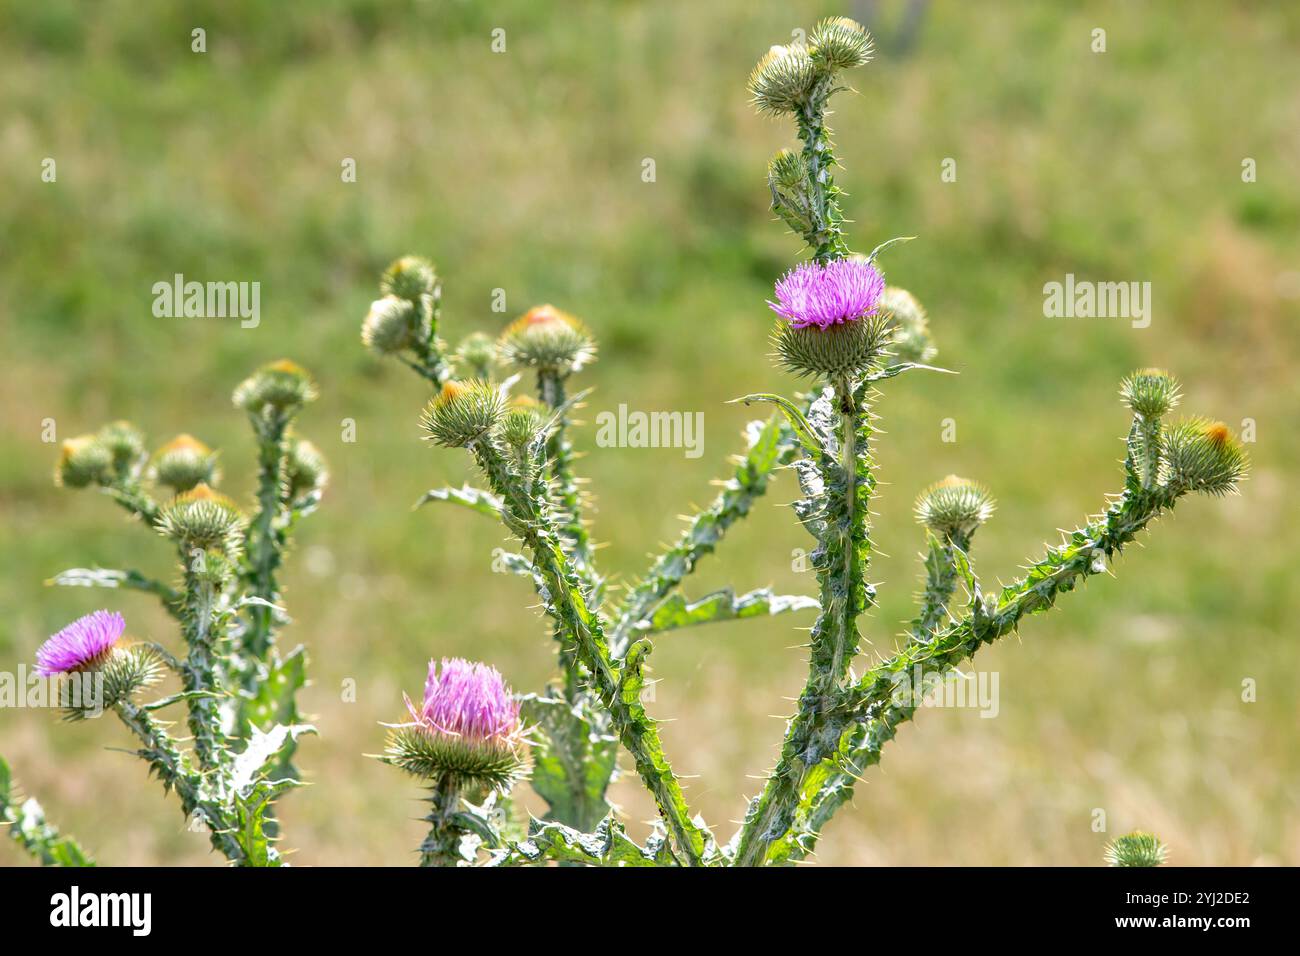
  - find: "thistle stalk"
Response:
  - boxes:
[244,411,291,660]
[470,437,707,864]
[419,778,465,867]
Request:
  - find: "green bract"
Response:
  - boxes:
[421,380,505,448]
[773,313,892,378]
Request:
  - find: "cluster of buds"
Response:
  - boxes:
[361,256,438,357]
[748,17,873,116]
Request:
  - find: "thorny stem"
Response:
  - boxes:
[419,777,464,867]
[114,700,244,862]
[734,377,873,867]
[245,411,290,661]
[795,81,851,263]
[179,559,228,778]
[470,438,707,865]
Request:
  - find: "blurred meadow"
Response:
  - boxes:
[1,0,1298,865]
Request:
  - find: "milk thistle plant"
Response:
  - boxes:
[21,360,326,866]
[363,17,1247,867]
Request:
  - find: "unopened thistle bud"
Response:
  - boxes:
[381,255,439,304]
[770,259,890,378]
[498,305,595,375]
[151,434,219,494]
[1161,419,1248,496]
[915,475,996,541]
[95,420,146,475]
[34,611,160,716]
[232,359,318,415]
[156,484,247,554]
[453,331,498,380]
[383,657,527,791]
[420,380,505,448]
[497,395,548,453]
[809,16,874,72]
[1104,831,1168,867]
[877,286,937,363]
[768,149,809,190]
[361,295,420,355]
[285,438,329,501]
[748,43,818,115]
[1119,368,1181,420]
[54,436,113,489]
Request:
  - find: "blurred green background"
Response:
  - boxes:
[2,0,1297,866]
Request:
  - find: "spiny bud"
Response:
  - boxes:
[382,658,527,792]
[420,380,505,448]
[497,395,548,452]
[151,434,219,494]
[1161,419,1248,496]
[810,17,874,71]
[95,420,146,475]
[232,359,318,415]
[156,483,246,554]
[915,475,996,540]
[768,149,809,190]
[361,295,420,355]
[286,438,329,501]
[380,255,439,304]
[1119,368,1181,420]
[877,286,937,363]
[498,305,596,375]
[748,43,818,115]
[55,436,113,489]
[1104,831,1168,867]
[453,331,499,380]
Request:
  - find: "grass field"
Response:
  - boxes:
[2,0,1297,865]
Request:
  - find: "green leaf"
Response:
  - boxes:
[643,587,818,635]
[231,723,315,794]
[520,695,618,833]
[864,235,916,263]
[728,393,825,456]
[414,484,503,516]
[495,814,674,867]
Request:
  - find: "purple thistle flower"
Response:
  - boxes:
[768,258,886,330]
[35,610,124,676]
[405,657,521,745]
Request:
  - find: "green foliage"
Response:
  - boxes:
[0,756,95,866]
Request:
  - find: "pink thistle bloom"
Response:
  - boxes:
[405,657,521,745]
[35,610,124,676]
[768,258,886,330]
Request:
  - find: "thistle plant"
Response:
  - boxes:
[364,16,1247,867]
[26,361,326,865]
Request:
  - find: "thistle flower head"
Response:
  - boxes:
[54,436,113,489]
[1162,419,1248,496]
[35,610,124,676]
[498,305,595,375]
[232,360,318,415]
[770,259,890,377]
[151,434,219,493]
[770,259,886,330]
[420,380,505,448]
[915,475,996,541]
[1104,831,1168,867]
[1119,368,1181,420]
[452,331,499,381]
[384,658,527,791]
[285,438,329,501]
[809,16,875,71]
[878,286,937,363]
[155,483,247,554]
[96,420,146,475]
[381,255,439,304]
[361,295,420,355]
[748,43,818,115]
